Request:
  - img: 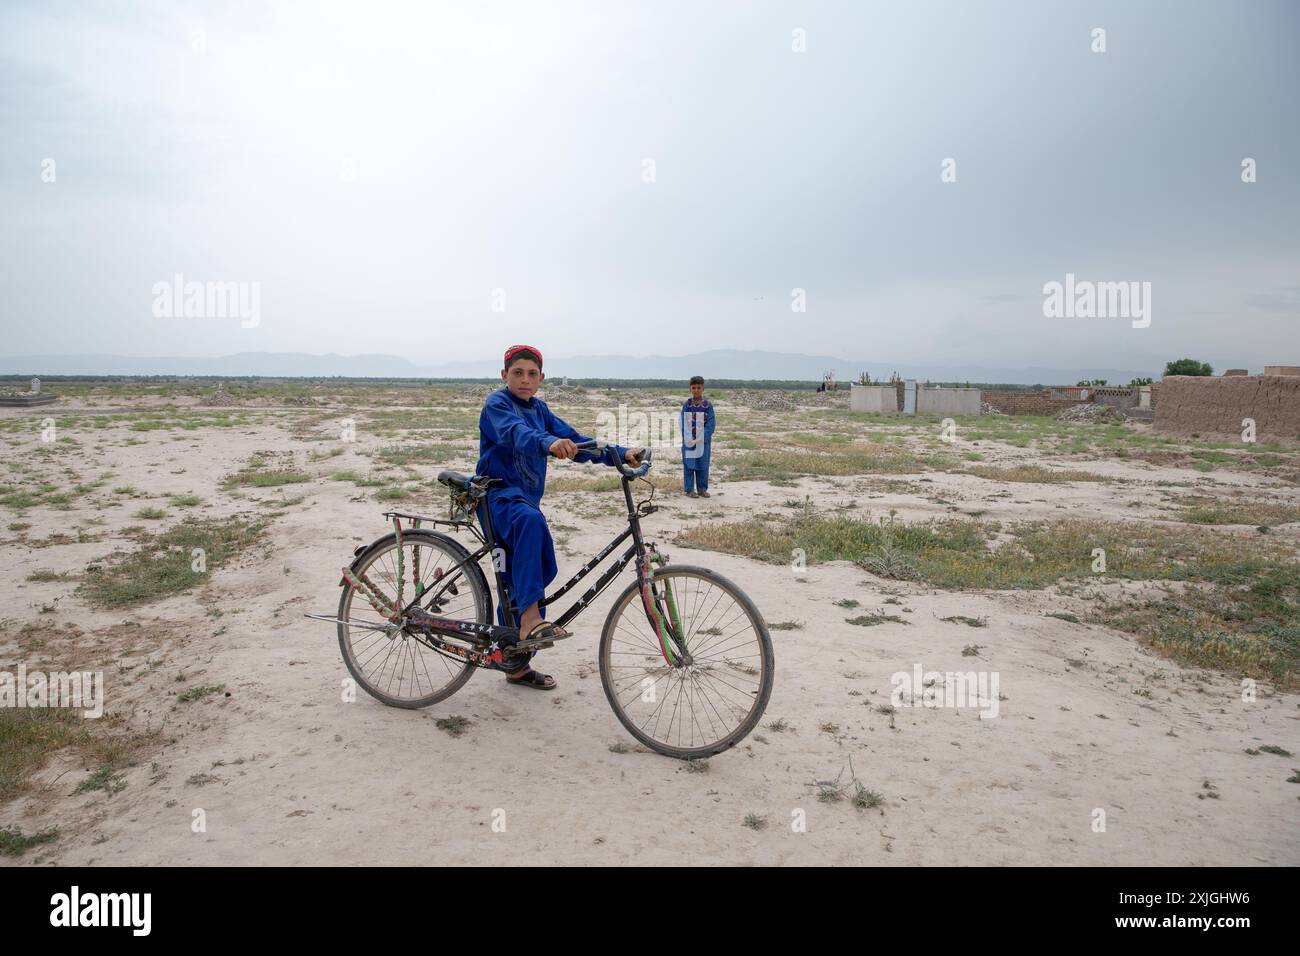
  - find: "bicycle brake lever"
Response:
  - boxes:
[617,446,651,477]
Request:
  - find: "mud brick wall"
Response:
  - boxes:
[982,389,1086,416]
[1154,375,1300,440]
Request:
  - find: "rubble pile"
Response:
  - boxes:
[539,385,590,403]
[1056,403,1123,423]
[723,390,796,411]
[200,389,241,407]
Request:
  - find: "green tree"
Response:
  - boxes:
[1164,358,1213,377]
[1128,377,1154,387]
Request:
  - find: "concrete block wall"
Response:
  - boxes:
[916,386,982,415]
[849,384,899,413]
[1091,387,1138,410]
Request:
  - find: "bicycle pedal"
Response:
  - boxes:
[506,638,551,655]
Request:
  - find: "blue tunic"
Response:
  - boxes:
[477,387,614,506]
[475,387,627,638]
[681,398,715,470]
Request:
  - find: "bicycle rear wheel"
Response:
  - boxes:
[338,530,489,709]
[598,565,773,759]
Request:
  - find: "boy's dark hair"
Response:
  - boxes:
[504,347,543,371]
[689,375,704,386]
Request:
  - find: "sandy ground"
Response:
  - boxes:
[2,392,1298,866]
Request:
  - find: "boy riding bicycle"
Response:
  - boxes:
[477,344,642,690]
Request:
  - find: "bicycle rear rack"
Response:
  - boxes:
[383,510,483,539]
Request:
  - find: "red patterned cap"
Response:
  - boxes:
[503,344,543,368]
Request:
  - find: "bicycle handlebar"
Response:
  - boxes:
[574,439,652,478]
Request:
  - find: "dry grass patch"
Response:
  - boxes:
[78,515,269,608]
[375,443,474,466]
[0,709,160,803]
[546,475,624,493]
[1172,496,1300,528]
[963,464,1108,483]
[680,508,1299,683]
[222,452,310,490]
[679,511,1293,589]
[1091,564,1299,687]
[723,447,951,483]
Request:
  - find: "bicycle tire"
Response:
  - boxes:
[598,564,774,759]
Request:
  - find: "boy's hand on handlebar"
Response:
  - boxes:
[549,438,578,460]
[624,447,646,464]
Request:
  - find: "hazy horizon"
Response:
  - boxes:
[0,345,1167,386]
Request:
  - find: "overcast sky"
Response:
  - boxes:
[1,0,1296,372]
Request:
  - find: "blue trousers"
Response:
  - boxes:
[482,496,556,672]
[484,496,556,624]
[683,450,711,492]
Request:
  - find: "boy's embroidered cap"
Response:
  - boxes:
[503,344,543,368]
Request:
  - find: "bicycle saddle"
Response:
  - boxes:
[437,471,501,492]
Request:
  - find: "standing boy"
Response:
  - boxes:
[477,344,640,690]
[681,375,716,498]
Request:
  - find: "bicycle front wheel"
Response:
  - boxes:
[598,565,774,759]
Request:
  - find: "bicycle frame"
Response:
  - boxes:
[381,457,686,660]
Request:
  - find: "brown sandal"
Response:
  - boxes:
[506,668,557,690]
[527,621,571,641]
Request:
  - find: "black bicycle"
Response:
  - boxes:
[308,440,773,759]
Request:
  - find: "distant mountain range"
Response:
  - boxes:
[0,350,1159,386]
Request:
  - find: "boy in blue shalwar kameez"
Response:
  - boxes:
[681,375,716,497]
[477,345,639,690]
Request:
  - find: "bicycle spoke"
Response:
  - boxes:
[341,538,482,705]
[604,569,770,756]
